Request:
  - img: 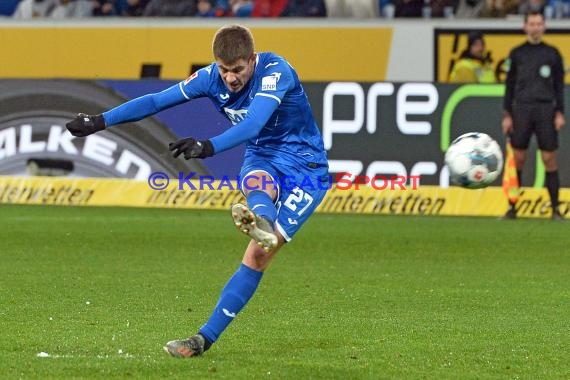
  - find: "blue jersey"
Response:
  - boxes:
[103,52,327,170]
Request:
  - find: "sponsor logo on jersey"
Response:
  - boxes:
[261,72,281,91]
[264,62,279,69]
[223,107,248,125]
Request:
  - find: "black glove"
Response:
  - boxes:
[66,113,106,137]
[169,137,214,159]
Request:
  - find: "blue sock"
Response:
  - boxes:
[246,190,277,228]
[199,263,263,344]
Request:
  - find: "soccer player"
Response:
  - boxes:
[66,24,329,357]
[502,11,565,220]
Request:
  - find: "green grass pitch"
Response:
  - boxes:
[1,205,569,379]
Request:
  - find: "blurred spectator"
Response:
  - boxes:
[479,0,519,17]
[49,0,92,18]
[228,0,253,16]
[92,0,121,16]
[0,0,21,16]
[121,0,149,16]
[197,0,216,16]
[379,0,394,17]
[281,0,327,16]
[326,0,379,17]
[518,0,545,14]
[551,0,570,18]
[430,0,457,16]
[394,0,423,16]
[454,0,485,17]
[251,0,286,17]
[13,0,57,18]
[143,0,197,16]
[449,31,496,83]
[212,0,230,15]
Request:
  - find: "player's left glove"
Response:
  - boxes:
[66,113,106,137]
[169,137,214,159]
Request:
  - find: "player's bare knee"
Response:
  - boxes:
[544,161,557,172]
[243,171,277,199]
[542,152,558,171]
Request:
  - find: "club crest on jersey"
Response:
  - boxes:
[261,72,281,91]
[184,71,199,85]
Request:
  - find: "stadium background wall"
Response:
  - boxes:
[0,176,568,218]
[1,19,570,82]
[0,79,568,217]
[2,79,567,187]
[0,19,568,217]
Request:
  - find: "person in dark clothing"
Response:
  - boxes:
[92,0,120,16]
[280,0,327,17]
[502,10,566,220]
[394,0,423,17]
[143,0,196,16]
[122,0,150,16]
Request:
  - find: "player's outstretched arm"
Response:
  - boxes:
[66,84,189,137]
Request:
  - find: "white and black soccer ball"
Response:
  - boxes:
[444,132,503,189]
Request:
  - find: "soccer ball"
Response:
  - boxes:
[444,132,503,189]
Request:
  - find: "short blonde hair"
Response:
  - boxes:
[212,25,255,64]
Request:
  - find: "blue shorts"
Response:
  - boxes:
[239,158,329,242]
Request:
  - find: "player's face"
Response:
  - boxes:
[217,55,256,93]
[524,15,545,44]
[470,40,485,59]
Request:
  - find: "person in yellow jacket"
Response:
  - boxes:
[450,31,497,83]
